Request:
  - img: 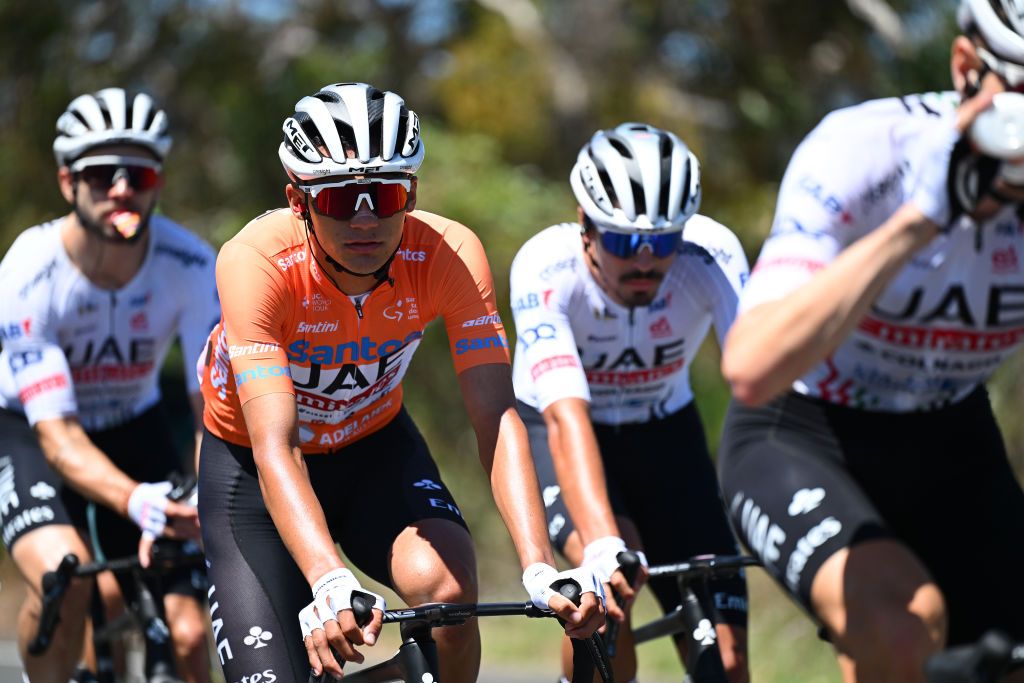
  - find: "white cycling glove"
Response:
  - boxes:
[521,562,604,611]
[582,536,648,584]
[127,481,174,540]
[908,117,962,228]
[298,568,386,640]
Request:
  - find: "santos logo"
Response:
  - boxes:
[397,248,427,262]
[288,331,423,363]
[232,671,276,683]
[455,335,508,355]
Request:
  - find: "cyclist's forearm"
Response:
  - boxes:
[722,204,938,406]
[254,445,344,584]
[485,410,556,568]
[544,399,618,545]
[35,418,136,515]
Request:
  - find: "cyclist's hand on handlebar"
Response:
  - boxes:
[129,481,201,567]
[522,563,606,638]
[299,568,385,679]
[583,537,649,623]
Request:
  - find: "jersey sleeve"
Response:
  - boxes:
[177,244,221,395]
[687,219,750,347]
[740,128,865,314]
[433,225,511,372]
[509,242,590,410]
[0,247,76,424]
[215,240,294,404]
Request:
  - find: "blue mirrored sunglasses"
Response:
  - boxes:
[598,229,682,258]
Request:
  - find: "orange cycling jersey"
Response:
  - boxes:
[200,208,509,453]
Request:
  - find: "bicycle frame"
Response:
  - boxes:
[631,554,760,683]
[29,542,205,683]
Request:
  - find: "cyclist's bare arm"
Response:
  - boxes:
[34,416,196,537]
[240,391,384,662]
[241,391,346,584]
[542,398,618,546]
[457,363,604,636]
[542,398,639,613]
[722,206,938,407]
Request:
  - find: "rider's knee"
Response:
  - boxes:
[168,606,208,655]
[397,552,478,605]
[419,564,478,605]
[847,587,947,676]
[60,577,93,621]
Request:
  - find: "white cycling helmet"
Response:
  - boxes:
[959,0,1024,63]
[279,82,424,182]
[53,88,172,166]
[570,123,701,234]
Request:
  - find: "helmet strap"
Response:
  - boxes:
[964,63,990,99]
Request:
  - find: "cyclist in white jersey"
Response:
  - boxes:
[719,2,1024,681]
[512,123,750,682]
[0,88,217,682]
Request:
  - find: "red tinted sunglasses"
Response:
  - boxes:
[69,155,163,192]
[301,178,412,220]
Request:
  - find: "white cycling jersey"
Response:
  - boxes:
[511,219,748,424]
[742,91,1024,411]
[0,216,219,430]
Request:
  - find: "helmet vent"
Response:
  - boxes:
[608,137,633,159]
[315,90,342,104]
[630,179,645,218]
[99,104,114,130]
[595,161,619,210]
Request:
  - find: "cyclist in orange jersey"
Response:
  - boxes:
[196,82,604,683]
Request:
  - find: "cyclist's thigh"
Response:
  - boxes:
[598,403,747,625]
[852,389,1024,644]
[10,524,93,598]
[321,408,471,589]
[85,404,202,596]
[717,393,893,616]
[198,430,310,682]
[0,408,74,553]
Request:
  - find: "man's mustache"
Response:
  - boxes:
[619,271,664,284]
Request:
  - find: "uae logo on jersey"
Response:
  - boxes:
[649,316,673,339]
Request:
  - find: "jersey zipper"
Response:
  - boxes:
[109,292,117,336]
[349,276,393,328]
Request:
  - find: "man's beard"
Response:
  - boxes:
[617,270,663,307]
[74,200,155,244]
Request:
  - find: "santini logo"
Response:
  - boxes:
[462,314,502,328]
[277,251,307,271]
[297,320,339,334]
